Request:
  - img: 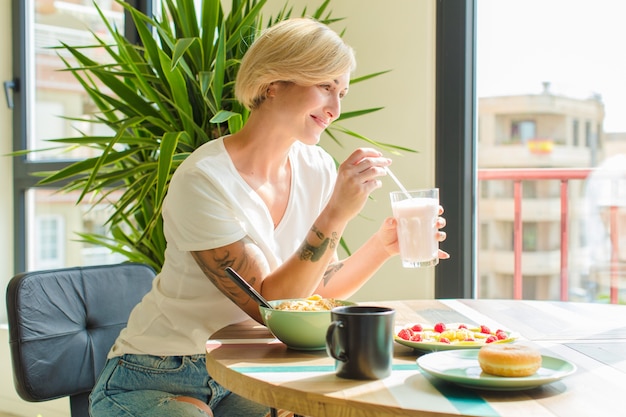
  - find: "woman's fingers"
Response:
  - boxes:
[329,149,392,220]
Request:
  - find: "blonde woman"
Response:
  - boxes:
[90,17,448,417]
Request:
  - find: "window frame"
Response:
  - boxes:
[434,0,476,298]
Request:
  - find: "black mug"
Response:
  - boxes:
[325,305,396,380]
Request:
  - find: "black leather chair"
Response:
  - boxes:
[6,262,155,417]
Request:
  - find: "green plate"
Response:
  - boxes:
[395,336,517,352]
[395,324,517,353]
[417,349,577,391]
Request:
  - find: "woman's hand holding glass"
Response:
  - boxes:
[327,148,391,222]
[375,206,449,260]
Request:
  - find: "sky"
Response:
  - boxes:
[476,0,626,133]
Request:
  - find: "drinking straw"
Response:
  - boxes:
[385,166,411,198]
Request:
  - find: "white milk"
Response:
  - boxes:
[392,197,439,267]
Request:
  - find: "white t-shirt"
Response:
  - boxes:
[109,138,337,357]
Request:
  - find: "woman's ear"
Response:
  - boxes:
[266,82,276,99]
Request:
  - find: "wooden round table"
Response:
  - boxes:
[206,299,626,417]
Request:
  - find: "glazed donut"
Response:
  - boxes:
[478,343,542,377]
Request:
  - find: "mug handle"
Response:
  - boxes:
[326,320,348,362]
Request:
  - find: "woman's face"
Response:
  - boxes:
[269,72,350,145]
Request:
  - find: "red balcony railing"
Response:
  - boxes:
[477,168,622,304]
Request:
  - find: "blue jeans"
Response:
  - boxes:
[90,354,270,417]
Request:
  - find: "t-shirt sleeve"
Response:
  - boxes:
[162,168,246,252]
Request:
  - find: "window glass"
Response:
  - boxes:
[35,215,64,268]
[521,181,536,199]
[477,0,626,302]
[522,223,537,252]
[31,0,123,160]
[20,1,130,271]
[27,189,126,270]
[511,120,535,144]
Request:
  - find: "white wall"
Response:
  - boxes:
[0,0,436,415]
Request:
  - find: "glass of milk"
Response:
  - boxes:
[390,188,439,268]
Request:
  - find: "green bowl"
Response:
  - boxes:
[259,298,356,350]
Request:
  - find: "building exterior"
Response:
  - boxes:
[477,82,607,300]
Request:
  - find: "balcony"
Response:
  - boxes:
[477,167,625,304]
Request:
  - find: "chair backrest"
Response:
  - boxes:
[6,262,155,417]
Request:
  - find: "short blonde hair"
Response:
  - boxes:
[235,18,357,110]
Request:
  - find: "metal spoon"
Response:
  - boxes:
[224,267,273,309]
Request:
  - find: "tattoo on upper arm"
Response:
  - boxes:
[299,227,338,262]
[191,239,264,308]
[323,262,343,286]
[192,251,239,300]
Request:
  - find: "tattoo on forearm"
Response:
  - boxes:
[311,225,325,240]
[299,228,339,262]
[300,239,329,261]
[329,232,338,250]
[323,262,343,286]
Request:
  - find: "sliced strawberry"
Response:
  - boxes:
[411,324,424,332]
[410,333,423,342]
[496,330,508,340]
[397,328,412,340]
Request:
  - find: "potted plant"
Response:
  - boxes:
[34,0,410,272]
